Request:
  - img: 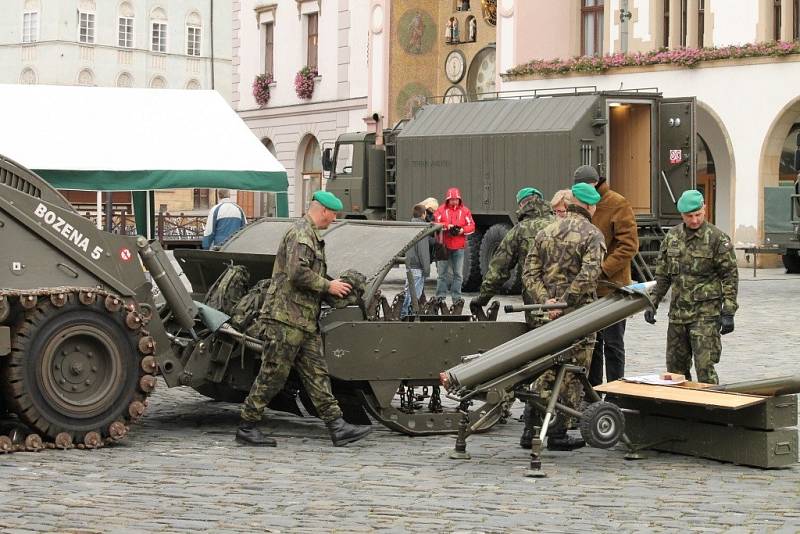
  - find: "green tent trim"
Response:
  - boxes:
[37,169,290,235]
[34,169,289,193]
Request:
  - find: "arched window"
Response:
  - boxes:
[20,67,37,84]
[151,7,167,52]
[186,11,202,56]
[696,134,716,223]
[118,1,135,48]
[149,75,167,88]
[77,68,95,86]
[300,135,322,213]
[261,137,277,157]
[185,79,200,89]
[117,71,133,87]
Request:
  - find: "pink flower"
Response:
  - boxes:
[252,73,273,107]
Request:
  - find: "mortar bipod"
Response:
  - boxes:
[447,345,627,476]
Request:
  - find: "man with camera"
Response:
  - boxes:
[433,187,475,310]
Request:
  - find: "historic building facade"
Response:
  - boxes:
[0,0,231,94]
[496,0,800,263]
[363,0,800,263]
[234,0,369,216]
[0,0,233,214]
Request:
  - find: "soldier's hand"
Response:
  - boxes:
[546,298,563,320]
[644,309,657,325]
[328,279,352,298]
[473,294,491,308]
[719,315,734,335]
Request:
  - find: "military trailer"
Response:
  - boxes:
[324,88,697,289]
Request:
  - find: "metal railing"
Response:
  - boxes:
[425,85,662,105]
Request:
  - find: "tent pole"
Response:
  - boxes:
[96,191,102,230]
[146,191,152,239]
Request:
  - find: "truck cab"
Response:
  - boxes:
[324,132,385,219]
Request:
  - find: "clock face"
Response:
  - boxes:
[445,50,466,84]
[467,47,496,100]
[443,85,466,104]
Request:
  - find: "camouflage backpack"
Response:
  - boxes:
[204,264,250,315]
[229,278,271,330]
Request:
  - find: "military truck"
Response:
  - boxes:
[324,88,697,289]
[758,132,800,273]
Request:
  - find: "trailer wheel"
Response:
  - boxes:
[461,230,484,292]
[782,250,800,274]
[2,296,145,441]
[479,223,521,294]
[579,401,624,449]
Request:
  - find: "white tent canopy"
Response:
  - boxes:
[0,84,287,192]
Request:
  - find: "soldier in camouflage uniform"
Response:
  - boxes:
[522,182,606,451]
[645,190,738,384]
[236,191,372,447]
[473,187,554,328]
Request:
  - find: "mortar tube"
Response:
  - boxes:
[136,236,196,331]
[444,286,653,390]
[708,375,800,396]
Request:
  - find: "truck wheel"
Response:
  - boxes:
[461,230,484,292]
[782,250,800,274]
[579,401,624,449]
[2,295,146,441]
[479,223,521,294]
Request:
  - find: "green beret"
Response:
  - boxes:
[312,190,344,211]
[516,187,543,204]
[571,182,601,206]
[676,189,704,213]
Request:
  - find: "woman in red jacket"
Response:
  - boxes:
[433,187,475,306]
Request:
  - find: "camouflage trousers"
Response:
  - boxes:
[241,321,343,424]
[666,319,721,384]
[531,334,596,413]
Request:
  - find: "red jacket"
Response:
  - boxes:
[434,188,475,250]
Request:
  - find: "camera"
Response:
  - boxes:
[448,225,462,236]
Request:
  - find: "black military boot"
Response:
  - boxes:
[519,402,536,449]
[235,421,277,447]
[546,420,585,451]
[326,418,372,447]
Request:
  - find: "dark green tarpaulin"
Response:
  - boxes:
[35,169,290,236]
[35,169,288,192]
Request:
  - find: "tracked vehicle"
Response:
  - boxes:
[0,154,532,450]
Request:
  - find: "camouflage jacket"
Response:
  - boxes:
[522,205,606,309]
[260,216,330,333]
[480,197,554,298]
[652,221,739,323]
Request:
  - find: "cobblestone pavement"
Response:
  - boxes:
[1,269,798,533]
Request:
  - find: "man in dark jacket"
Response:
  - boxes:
[573,165,639,386]
[236,190,372,447]
[401,204,433,318]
